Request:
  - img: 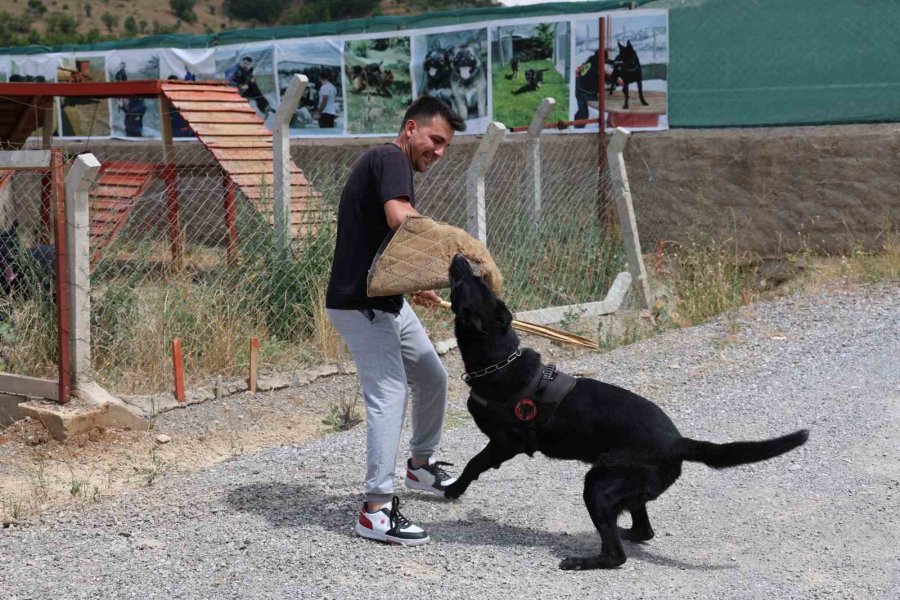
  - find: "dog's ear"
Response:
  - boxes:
[618,41,625,50]
[626,40,633,49]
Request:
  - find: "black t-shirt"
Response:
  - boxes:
[326,143,414,313]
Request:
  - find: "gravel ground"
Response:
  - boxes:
[1,283,898,599]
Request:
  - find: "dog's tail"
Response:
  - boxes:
[676,429,808,469]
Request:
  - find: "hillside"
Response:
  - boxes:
[0,0,498,49]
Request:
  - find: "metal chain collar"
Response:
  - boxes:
[461,348,522,384]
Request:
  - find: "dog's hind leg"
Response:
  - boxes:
[636,79,649,106]
[619,504,654,542]
[559,466,631,570]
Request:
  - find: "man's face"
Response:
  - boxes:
[239,58,252,70]
[403,115,455,173]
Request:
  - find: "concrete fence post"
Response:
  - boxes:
[466,122,507,243]
[65,153,101,388]
[607,127,651,309]
[526,98,556,229]
[273,74,308,255]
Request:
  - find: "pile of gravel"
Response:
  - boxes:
[2,283,897,599]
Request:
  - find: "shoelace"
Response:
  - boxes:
[425,461,454,482]
[389,496,413,530]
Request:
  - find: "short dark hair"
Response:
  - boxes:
[241,56,253,62]
[401,96,465,133]
[320,71,330,81]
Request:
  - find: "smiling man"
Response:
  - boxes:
[326,96,465,546]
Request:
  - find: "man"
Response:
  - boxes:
[314,71,338,129]
[225,55,272,116]
[574,50,600,128]
[326,96,465,547]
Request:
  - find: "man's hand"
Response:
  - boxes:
[410,290,441,307]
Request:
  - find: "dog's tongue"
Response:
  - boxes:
[4,266,14,283]
[460,66,472,80]
[428,67,437,77]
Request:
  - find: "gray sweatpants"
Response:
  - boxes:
[327,301,448,503]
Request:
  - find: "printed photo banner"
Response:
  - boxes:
[275,40,343,136]
[11,8,666,140]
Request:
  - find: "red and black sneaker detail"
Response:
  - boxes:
[354,496,429,546]
[404,458,457,497]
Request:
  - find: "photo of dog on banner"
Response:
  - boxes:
[414,29,489,124]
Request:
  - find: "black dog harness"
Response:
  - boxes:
[467,363,577,454]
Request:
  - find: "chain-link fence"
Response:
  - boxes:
[3,129,622,396]
[0,158,60,385]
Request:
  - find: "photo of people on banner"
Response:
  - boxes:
[57,55,110,137]
[572,11,668,131]
[412,28,489,131]
[213,45,278,122]
[160,48,217,138]
[490,21,570,128]
[275,40,344,135]
[0,56,9,82]
[105,51,162,139]
[343,37,412,134]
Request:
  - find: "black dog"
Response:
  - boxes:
[607,40,650,110]
[512,68,548,95]
[445,254,809,571]
[0,221,55,299]
[504,56,520,81]
[422,47,454,106]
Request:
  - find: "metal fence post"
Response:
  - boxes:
[607,127,651,309]
[466,121,507,243]
[526,98,556,229]
[273,74,308,255]
[65,153,101,389]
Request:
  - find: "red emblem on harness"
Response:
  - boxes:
[514,398,538,422]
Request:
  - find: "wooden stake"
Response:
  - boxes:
[438,301,598,350]
[172,338,185,402]
[248,336,259,392]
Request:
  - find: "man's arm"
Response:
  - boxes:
[384,198,419,231]
[317,92,330,114]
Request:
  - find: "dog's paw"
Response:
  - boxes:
[443,482,465,500]
[618,526,654,543]
[559,554,626,571]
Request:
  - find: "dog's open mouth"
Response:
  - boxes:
[428,67,437,77]
[459,66,472,80]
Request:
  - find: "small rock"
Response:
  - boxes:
[155,434,171,444]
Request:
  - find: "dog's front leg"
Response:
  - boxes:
[622,82,630,110]
[444,441,517,499]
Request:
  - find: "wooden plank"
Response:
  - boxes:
[188,123,271,136]
[92,185,145,198]
[169,101,258,113]
[176,112,264,124]
[101,161,156,175]
[90,200,132,211]
[161,83,230,92]
[1,81,163,97]
[218,160,275,175]
[0,372,59,400]
[164,91,249,102]
[91,212,123,224]
[201,137,272,148]
[172,338,185,402]
[209,148,273,161]
[237,174,308,186]
[96,174,148,187]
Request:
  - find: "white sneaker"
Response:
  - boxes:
[405,458,457,497]
[354,496,429,546]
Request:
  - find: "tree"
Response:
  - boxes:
[100,11,118,33]
[124,15,137,35]
[223,0,289,24]
[535,23,555,60]
[170,0,197,24]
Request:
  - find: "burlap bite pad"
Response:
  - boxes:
[367,215,503,297]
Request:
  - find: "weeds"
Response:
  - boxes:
[322,380,363,432]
